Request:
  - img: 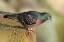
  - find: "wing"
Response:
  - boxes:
[23,14,37,25]
[17,11,39,27]
[25,11,39,25]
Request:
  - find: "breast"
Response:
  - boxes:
[34,18,43,26]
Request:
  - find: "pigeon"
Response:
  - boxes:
[0,11,52,36]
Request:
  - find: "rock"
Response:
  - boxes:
[0,26,36,42]
[0,14,36,42]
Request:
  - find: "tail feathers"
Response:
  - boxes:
[4,14,18,20]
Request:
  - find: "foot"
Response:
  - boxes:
[28,27,35,36]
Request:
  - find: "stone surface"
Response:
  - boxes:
[0,14,36,42]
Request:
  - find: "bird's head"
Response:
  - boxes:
[40,12,52,22]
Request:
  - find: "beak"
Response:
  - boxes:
[50,18,52,21]
[48,14,52,21]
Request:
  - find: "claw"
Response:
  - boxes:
[28,27,35,36]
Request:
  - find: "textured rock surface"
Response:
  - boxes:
[0,14,36,42]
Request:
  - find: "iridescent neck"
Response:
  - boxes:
[41,14,47,20]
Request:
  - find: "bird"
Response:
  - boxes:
[0,11,52,36]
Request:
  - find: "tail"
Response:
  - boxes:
[4,14,18,20]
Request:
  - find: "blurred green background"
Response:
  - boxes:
[0,0,64,42]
